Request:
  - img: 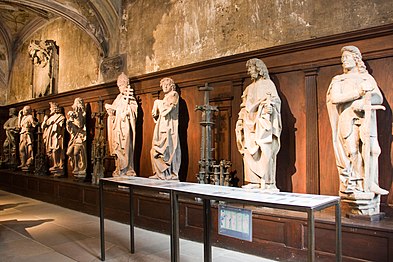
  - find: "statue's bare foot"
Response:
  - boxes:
[242,183,259,189]
[370,183,389,195]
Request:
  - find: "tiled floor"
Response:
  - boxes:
[0,190,276,261]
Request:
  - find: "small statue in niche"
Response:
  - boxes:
[149,77,181,180]
[28,40,59,98]
[327,46,388,216]
[41,102,65,177]
[18,106,37,171]
[66,98,87,180]
[105,72,138,177]
[236,58,282,190]
[1,108,19,168]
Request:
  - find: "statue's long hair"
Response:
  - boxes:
[341,46,368,74]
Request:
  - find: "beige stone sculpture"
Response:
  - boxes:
[41,102,65,177]
[105,72,138,177]
[66,98,87,180]
[149,77,181,180]
[236,58,282,190]
[327,46,388,216]
[18,106,37,171]
[1,108,19,167]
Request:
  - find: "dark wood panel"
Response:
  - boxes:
[1,171,393,262]
[317,65,343,196]
[273,71,306,193]
[58,184,82,202]
[252,218,285,244]
[284,221,304,249]
[38,180,54,195]
[315,227,389,262]
[83,188,98,206]
[137,197,170,222]
[12,174,27,190]
[27,178,38,192]
[184,204,203,229]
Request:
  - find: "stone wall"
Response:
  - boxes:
[121,0,393,75]
[7,18,101,105]
[3,0,393,105]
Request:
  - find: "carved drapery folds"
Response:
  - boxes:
[28,40,59,98]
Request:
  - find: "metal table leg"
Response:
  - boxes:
[170,190,179,262]
[335,201,342,262]
[99,180,105,261]
[307,209,315,262]
[203,199,212,262]
[129,187,135,254]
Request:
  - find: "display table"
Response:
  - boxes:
[99,177,342,262]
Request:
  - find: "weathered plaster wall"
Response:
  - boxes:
[3,0,393,105]
[0,38,7,105]
[121,0,393,76]
[8,18,101,105]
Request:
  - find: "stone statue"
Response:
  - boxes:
[236,58,282,190]
[149,77,181,180]
[18,106,37,171]
[1,108,19,167]
[105,72,138,177]
[41,102,65,176]
[66,98,87,180]
[327,46,388,215]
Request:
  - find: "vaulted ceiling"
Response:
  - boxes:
[0,0,121,86]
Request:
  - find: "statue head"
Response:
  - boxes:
[9,108,17,117]
[246,58,270,81]
[340,46,367,74]
[160,77,176,94]
[22,105,32,116]
[72,97,85,113]
[49,102,61,115]
[117,72,129,92]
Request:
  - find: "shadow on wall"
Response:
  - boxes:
[366,62,393,208]
[134,96,144,177]
[271,75,296,193]
[177,85,189,182]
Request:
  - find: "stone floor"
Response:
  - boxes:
[0,190,276,261]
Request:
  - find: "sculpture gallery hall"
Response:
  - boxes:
[0,1,392,261]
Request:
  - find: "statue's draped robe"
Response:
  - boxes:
[326,72,382,193]
[236,79,282,185]
[151,90,181,179]
[107,93,138,176]
[42,113,65,169]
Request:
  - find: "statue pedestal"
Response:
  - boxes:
[73,172,86,181]
[50,168,64,178]
[341,191,383,218]
[346,212,385,222]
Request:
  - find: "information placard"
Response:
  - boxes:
[218,205,252,242]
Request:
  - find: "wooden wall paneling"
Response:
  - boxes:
[27,177,39,192]
[284,220,304,249]
[272,71,306,193]
[316,65,342,196]
[365,57,393,207]
[12,173,27,190]
[135,92,155,178]
[180,85,203,183]
[58,183,82,202]
[1,24,393,207]
[304,68,320,194]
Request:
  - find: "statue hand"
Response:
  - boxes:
[263,104,273,114]
[360,80,374,92]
